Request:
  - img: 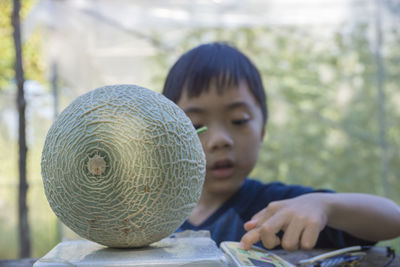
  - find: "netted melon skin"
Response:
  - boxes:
[41,84,205,248]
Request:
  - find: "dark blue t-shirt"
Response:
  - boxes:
[177,178,374,249]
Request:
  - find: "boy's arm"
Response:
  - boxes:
[239,193,400,251]
[321,193,400,241]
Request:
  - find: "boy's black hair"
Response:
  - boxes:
[162,42,268,124]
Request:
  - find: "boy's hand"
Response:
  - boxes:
[239,194,328,251]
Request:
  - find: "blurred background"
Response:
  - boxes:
[1,0,400,259]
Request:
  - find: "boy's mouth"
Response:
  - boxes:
[210,159,234,179]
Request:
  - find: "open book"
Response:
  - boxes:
[221,241,295,267]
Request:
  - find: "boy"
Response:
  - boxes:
[162,42,400,251]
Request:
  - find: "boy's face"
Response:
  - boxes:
[177,80,265,197]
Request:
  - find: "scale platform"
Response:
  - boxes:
[33,231,229,267]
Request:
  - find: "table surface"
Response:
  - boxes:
[0,247,398,267]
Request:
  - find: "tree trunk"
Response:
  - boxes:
[375,0,389,198]
[12,0,31,258]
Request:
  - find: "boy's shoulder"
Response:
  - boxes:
[239,178,333,208]
[242,178,320,198]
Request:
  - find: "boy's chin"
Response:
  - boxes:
[203,177,244,195]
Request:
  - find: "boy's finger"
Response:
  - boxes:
[260,232,281,249]
[250,205,276,223]
[239,228,260,250]
[280,219,304,251]
[258,214,285,249]
[300,224,320,250]
[246,206,280,234]
[244,219,258,231]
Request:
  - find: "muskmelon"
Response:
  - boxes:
[41,84,206,248]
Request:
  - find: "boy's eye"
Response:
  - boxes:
[232,118,249,125]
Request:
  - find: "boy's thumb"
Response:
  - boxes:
[244,219,258,231]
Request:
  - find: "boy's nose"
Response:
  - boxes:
[206,126,233,151]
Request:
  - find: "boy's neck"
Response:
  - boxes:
[188,190,235,226]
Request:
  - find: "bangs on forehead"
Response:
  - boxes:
[184,70,242,98]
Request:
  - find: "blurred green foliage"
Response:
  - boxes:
[0,0,44,90]
[0,1,399,259]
